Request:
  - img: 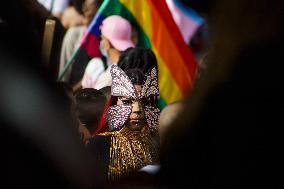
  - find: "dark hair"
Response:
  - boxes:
[74,88,106,133]
[118,47,158,85]
[99,86,111,101]
[70,0,85,15]
[82,0,104,25]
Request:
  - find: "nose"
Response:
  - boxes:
[132,101,143,114]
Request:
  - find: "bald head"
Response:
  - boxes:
[159,101,186,143]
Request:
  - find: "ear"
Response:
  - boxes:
[110,65,137,99]
[104,38,111,51]
[141,67,159,98]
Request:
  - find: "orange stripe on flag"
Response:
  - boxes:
[148,0,193,96]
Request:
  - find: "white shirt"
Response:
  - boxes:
[38,0,69,14]
[81,58,112,90]
[59,26,85,82]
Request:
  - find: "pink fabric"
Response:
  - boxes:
[100,15,134,51]
[166,0,200,43]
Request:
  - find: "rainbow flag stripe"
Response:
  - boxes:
[59,0,197,108]
[166,0,204,43]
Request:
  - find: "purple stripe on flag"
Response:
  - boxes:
[87,12,105,36]
[173,0,204,25]
[166,0,204,43]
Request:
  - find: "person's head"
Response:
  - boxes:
[99,86,111,101]
[82,0,104,26]
[74,88,107,135]
[107,48,159,132]
[70,0,85,15]
[159,101,186,144]
[99,15,135,64]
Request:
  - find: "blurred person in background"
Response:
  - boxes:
[158,101,186,144]
[61,0,85,28]
[74,88,107,144]
[159,0,284,188]
[99,86,111,101]
[81,15,135,90]
[38,0,70,19]
[59,0,103,83]
[0,0,65,79]
[0,1,101,187]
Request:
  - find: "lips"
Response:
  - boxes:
[129,119,142,124]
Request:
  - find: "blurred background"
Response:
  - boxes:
[0,0,283,188]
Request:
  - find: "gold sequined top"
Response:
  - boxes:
[98,127,159,181]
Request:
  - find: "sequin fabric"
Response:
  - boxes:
[144,106,160,131]
[98,127,159,181]
[110,65,137,99]
[141,66,159,98]
[108,65,160,131]
[107,105,132,131]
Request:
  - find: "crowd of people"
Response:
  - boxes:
[0,0,283,188]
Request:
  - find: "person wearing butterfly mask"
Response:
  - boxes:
[86,48,160,182]
[81,15,135,90]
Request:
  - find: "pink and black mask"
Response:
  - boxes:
[107,65,160,131]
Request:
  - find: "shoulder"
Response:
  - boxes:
[88,57,104,65]
[67,26,85,34]
[62,26,85,46]
[85,58,104,71]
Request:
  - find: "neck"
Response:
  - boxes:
[117,126,147,139]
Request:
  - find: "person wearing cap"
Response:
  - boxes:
[81,15,135,90]
[59,0,104,85]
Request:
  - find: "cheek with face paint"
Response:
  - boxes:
[127,101,147,131]
[117,85,147,131]
[107,104,132,131]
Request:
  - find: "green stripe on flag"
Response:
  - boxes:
[99,0,151,48]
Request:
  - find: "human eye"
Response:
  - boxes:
[120,98,132,105]
[142,96,159,107]
[141,97,151,106]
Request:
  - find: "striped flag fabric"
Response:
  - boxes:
[59,0,198,108]
[166,0,204,43]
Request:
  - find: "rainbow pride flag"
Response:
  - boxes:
[59,0,197,108]
[166,0,204,43]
